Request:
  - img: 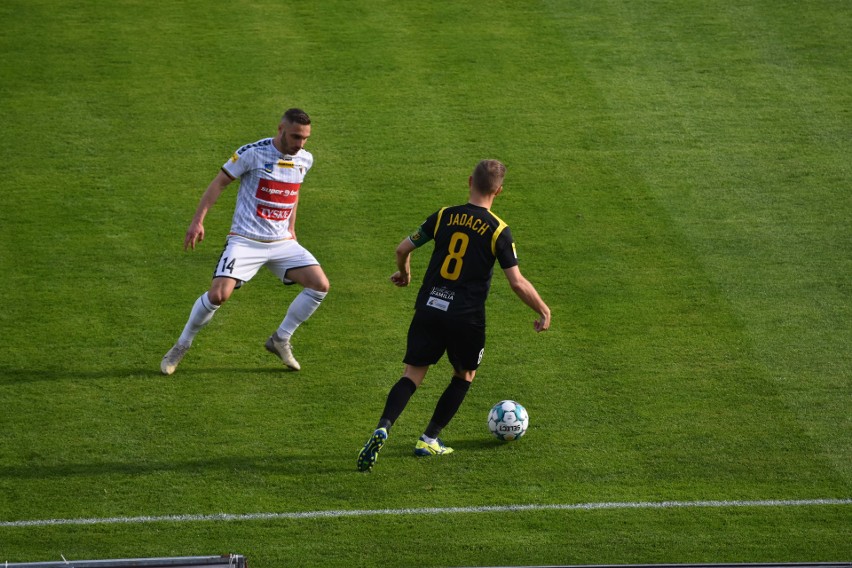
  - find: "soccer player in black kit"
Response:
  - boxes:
[358,159,551,472]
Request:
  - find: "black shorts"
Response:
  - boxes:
[403,309,486,371]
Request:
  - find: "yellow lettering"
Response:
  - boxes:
[446,213,489,235]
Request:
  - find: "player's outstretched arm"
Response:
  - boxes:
[503,265,551,332]
[390,238,416,287]
[184,170,233,251]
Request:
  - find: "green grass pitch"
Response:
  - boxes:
[0,0,849,566]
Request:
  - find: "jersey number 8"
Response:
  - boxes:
[440,232,469,281]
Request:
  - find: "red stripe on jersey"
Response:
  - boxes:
[256,179,300,204]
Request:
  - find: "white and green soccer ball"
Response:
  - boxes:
[487,400,529,441]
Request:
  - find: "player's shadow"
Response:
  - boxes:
[445,438,511,451]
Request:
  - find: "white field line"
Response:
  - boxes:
[1,498,849,528]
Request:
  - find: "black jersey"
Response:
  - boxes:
[409,203,518,317]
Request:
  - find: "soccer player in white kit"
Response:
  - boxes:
[161,108,329,375]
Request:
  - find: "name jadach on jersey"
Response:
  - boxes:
[445,212,490,235]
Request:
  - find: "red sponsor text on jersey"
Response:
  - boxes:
[256,205,293,222]
[256,179,300,204]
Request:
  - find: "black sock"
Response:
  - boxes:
[377,376,417,431]
[424,376,471,439]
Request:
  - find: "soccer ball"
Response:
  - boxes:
[487,400,529,441]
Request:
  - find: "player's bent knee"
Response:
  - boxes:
[305,274,330,294]
[207,279,236,305]
[207,290,229,305]
[310,268,330,293]
[454,370,476,383]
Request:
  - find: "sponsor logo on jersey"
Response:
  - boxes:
[426,297,450,311]
[229,152,239,163]
[263,160,296,173]
[256,179,300,204]
[256,205,293,222]
[430,286,455,300]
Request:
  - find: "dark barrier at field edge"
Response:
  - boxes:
[3,555,247,568]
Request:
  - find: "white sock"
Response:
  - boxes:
[420,435,436,444]
[178,292,219,346]
[275,289,327,340]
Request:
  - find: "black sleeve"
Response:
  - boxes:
[495,226,519,269]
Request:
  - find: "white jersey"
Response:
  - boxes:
[221,138,314,241]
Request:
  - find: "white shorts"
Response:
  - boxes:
[213,235,319,285]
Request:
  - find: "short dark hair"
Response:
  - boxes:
[282,108,311,125]
[471,159,506,194]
